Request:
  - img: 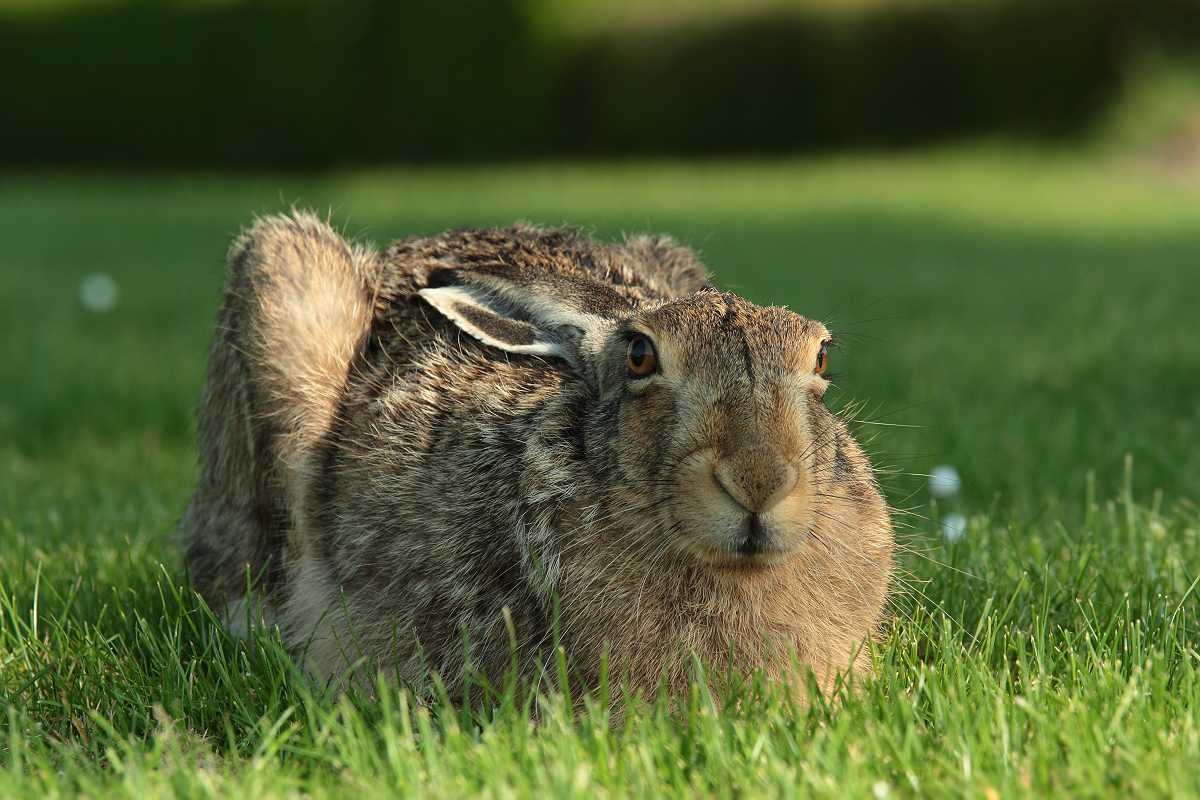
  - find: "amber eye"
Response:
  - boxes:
[627,336,657,376]
[815,343,829,376]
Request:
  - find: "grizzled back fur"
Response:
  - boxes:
[182,213,894,701]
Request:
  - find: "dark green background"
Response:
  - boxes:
[5,0,1200,168]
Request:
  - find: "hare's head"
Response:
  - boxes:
[606,290,838,567]
[419,265,879,571]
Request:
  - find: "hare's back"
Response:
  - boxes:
[372,223,711,305]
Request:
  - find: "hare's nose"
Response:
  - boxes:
[713,450,799,514]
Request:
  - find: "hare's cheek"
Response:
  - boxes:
[804,399,842,465]
[762,488,819,555]
[674,448,731,514]
[664,449,727,554]
[614,386,681,474]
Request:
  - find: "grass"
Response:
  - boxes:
[2,147,1199,796]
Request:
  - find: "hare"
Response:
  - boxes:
[181,212,893,702]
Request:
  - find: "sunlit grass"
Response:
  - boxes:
[2,149,1199,796]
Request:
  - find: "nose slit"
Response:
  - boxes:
[713,452,799,514]
[737,513,769,556]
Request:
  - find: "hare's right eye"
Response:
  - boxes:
[815,343,828,376]
[627,336,657,377]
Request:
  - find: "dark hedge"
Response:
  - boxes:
[2,0,1198,168]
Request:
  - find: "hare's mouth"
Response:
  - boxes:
[676,511,803,567]
[730,512,803,565]
[735,513,771,558]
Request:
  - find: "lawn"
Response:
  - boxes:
[2,148,1199,797]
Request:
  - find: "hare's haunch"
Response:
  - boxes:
[182,214,894,700]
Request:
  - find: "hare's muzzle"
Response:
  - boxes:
[668,442,814,567]
[711,447,806,561]
[712,447,799,515]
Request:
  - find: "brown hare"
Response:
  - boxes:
[181,212,893,702]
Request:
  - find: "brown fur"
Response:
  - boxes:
[181,213,893,702]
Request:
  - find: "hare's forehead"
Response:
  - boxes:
[636,294,829,371]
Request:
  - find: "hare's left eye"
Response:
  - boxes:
[815,343,828,376]
[627,336,657,377]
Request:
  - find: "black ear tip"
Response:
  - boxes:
[425,268,457,289]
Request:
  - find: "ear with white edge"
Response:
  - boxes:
[417,286,568,359]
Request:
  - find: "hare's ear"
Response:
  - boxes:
[418,286,565,358]
[418,284,616,372]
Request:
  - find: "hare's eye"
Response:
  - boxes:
[815,344,828,376]
[627,336,657,377]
